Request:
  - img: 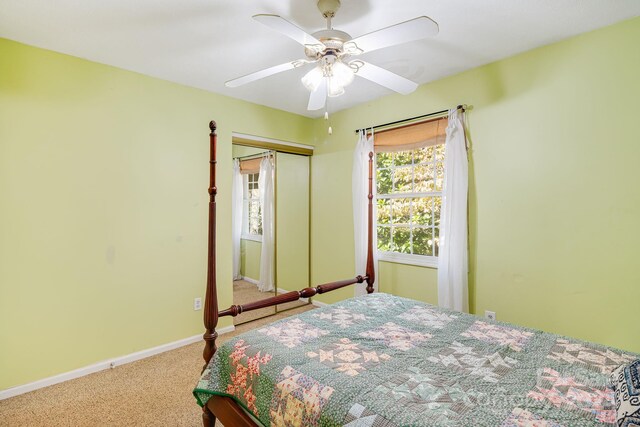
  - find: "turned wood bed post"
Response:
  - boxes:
[202,120,219,370]
[365,151,375,293]
[202,120,218,427]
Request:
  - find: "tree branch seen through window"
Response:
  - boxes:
[376,144,444,258]
[244,172,262,236]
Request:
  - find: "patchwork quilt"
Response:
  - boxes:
[193,293,637,426]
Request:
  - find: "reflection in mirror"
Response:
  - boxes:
[231,143,310,325]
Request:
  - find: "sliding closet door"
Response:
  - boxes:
[275,152,310,294]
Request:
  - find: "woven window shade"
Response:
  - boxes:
[239,158,261,174]
[373,117,448,152]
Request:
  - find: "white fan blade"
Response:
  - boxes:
[354,61,418,95]
[225,60,305,88]
[307,78,327,110]
[253,14,323,49]
[344,16,438,55]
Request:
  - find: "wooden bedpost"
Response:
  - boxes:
[365,152,375,294]
[202,120,219,371]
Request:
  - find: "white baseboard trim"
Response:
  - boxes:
[240,276,259,286]
[0,325,235,401]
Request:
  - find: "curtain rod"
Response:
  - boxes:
[354,104,466,134]
[234,150,274,161]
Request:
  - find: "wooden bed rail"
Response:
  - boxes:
[219,275,367,317]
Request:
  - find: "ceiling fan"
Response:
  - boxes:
[225,0,439,111]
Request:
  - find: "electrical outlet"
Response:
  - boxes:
[194,297,202,311]
[485,310,496,321]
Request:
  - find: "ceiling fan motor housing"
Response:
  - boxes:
[306,29,352,59]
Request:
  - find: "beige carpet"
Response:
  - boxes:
[232,279,308,325]
[0,303,314,427]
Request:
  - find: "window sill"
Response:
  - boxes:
[378,251,438,269]
[241,234,263,243]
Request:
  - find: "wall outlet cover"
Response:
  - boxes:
[194,297,202,311]
[485,310,496,321]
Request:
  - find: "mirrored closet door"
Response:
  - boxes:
[231,140,311,325]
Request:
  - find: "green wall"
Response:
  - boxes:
[239,239,262,281]
[378,261,437,303]
[310,17,640,354]
[0,38,314,390]
[232,146,267,158]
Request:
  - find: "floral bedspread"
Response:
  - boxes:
[193,293,637,426]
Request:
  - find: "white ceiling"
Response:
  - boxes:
[1,0,639,118]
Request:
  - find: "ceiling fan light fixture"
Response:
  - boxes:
[302,59,354,97]
[331,60,355,88]
[301,66,324,92]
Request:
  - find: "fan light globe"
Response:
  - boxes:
[301,66,324,92]
[331,60,355,88]
[302,60,354,97]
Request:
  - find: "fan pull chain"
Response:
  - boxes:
[324,105,332,135]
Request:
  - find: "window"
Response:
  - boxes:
[376,144,444,267]
[243,172,262,240]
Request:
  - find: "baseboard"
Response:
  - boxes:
[240,276,259,286]
[0,325,235,401]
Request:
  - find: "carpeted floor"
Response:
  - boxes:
[0,286,314,427]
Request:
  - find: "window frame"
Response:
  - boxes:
[242,172,262,242]
[375,144,444,269]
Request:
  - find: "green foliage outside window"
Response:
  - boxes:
[246,173,262,235]
[376,145,444,257]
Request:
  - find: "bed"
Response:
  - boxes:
[194,121,638,427]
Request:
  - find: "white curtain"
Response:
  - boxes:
[352,130,378,295]
[231,159,243,281]
[258,156,275,292]
[437,108,469,312]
